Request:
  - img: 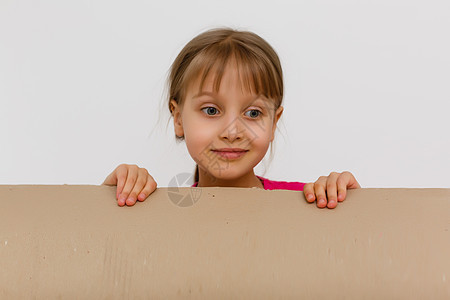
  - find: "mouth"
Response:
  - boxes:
[212,149,249,160]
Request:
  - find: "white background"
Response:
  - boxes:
[1,0,449,188]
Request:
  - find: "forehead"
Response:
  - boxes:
[187,60,259,96]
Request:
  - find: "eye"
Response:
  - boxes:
[245,109,262,119]
[201,107,219,116]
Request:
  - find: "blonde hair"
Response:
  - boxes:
[167,28,284,183]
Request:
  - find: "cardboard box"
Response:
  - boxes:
[1,185,449,298]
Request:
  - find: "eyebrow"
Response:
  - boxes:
[193,91,270,105]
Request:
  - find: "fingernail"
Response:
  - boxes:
[307,194,314,201]
[318,199,326,206]
[138,193,145,200]
[126,197,135,204]
[118,194,126,202]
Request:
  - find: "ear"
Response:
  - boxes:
[270,106,283,142]
[170,99,184,138]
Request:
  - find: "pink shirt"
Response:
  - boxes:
[191,175,305,191]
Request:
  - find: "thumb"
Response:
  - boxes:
[102,171,118,186]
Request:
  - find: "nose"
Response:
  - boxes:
[219,115,245,143]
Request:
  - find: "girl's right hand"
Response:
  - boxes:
[102,164,157,207]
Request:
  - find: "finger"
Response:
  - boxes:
[137,174,157,202]
[336,174,348,202]
[102,171,117,186]
[342,171,361,189]
[337,171,361,202]
[118,165,139,206]
[325,172,340,209]
[303,183,316,203]
[115,165,128,200]
[314,176,328,208]
[103,163,128,186]
[126,168,149,206]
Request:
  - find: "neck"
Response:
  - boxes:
[197,168,264,189]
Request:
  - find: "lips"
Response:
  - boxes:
[212,148,248,159]
[212,148,248,152]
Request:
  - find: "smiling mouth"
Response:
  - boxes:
[212,149,248,160]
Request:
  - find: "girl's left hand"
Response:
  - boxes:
[303,171,361,209]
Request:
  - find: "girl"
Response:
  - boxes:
[103,28,361,209]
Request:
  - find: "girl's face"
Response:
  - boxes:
[170,61,283,186]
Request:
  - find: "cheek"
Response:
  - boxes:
[243,122,273,157]
[184,117,215,143]
[183,117,216,161]
[250,120,273,141]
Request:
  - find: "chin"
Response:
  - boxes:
[208,168,248,181]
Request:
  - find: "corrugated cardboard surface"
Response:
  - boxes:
[0,185,449,299]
